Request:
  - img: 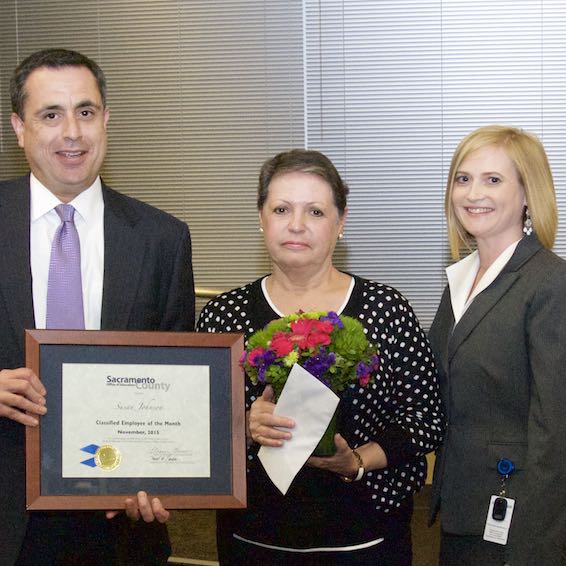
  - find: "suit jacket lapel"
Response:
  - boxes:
[0,176,35,342]
[447,272,519,361]
[447,236,542,362]
[100,184,145,329]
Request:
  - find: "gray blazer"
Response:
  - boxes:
[429,235,566,565]
[0,175,195,565]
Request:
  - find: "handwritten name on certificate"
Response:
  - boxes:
[61,363,210,478]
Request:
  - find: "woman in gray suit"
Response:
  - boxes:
[429,125,566,566]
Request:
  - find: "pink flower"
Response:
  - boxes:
[358,373,371,386]
[289,318,332,349]
[315,319,334,335]
[270,332,294,357]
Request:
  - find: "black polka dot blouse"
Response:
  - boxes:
[197,274,444,549]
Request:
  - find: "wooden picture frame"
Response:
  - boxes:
[25,330,246,511]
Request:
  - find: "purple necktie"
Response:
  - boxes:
[46,204,85,329]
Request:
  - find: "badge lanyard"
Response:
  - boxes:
[483,458,516,545]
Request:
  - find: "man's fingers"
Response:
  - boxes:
[123,497,141,521]
[27,372,47,397]
[136,491,155,522]
[0,391,47,425]
[108,493,170,523]
[0,406,40,426]
[150,497,170,523]
[0,391,46,413]
[0,368,46,404]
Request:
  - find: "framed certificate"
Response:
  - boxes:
[25,330,246,511]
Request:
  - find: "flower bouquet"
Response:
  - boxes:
[240,311,380,455]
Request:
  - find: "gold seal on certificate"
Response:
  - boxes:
[95,445,122,471]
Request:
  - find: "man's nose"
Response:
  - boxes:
[62,115,81,140]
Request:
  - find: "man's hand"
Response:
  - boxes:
[106,491,170,523]
[0,368,46,425]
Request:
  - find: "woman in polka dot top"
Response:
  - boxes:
[197,149,444,565]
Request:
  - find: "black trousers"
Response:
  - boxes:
[15,512,170,566]
[439,532,506,566]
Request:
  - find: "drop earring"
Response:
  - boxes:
[523,207,533,236]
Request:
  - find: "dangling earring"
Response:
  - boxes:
[259,226,264,233]
[523,207,533,236]
[338,232,344,240]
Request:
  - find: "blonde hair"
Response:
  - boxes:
[446,125,558,259]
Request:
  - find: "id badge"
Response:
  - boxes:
[483,495,515,545]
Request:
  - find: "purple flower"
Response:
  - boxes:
[257,365,267,382]
[320,311,344,330]
[303,347,336,381]
[257,349,278,382]
[262,350,277,366]
[356,362,369,378]
[356,361,373,386]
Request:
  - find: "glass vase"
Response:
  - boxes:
[312,409,338,456]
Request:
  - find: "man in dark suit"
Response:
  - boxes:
[0,48,195,565]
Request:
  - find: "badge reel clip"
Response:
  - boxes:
[493,458,514,521]
[483,458,516,545]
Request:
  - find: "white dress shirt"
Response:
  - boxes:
[30,173,105,329]
[447,239,522,325]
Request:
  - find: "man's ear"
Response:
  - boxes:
[10,113,25,148]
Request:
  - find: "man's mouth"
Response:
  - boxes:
[57,150,86,158]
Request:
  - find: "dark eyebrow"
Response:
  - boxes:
[75,99,102,110]
[35,104,64,116]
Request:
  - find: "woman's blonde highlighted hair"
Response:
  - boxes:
[446,125,558,259]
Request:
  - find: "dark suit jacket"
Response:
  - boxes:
[0,175,195,565]
[429,236,566,565]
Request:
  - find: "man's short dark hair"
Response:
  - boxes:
[10,48,107,118]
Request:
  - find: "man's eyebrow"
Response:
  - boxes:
[33,104,64,116]
[75,99,102,110]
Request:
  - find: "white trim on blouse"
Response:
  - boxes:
[447,239,522,325]
[261,275,355,317]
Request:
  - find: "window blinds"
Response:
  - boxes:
[1,0,565,326]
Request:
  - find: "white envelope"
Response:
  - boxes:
[258,363,339,495]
